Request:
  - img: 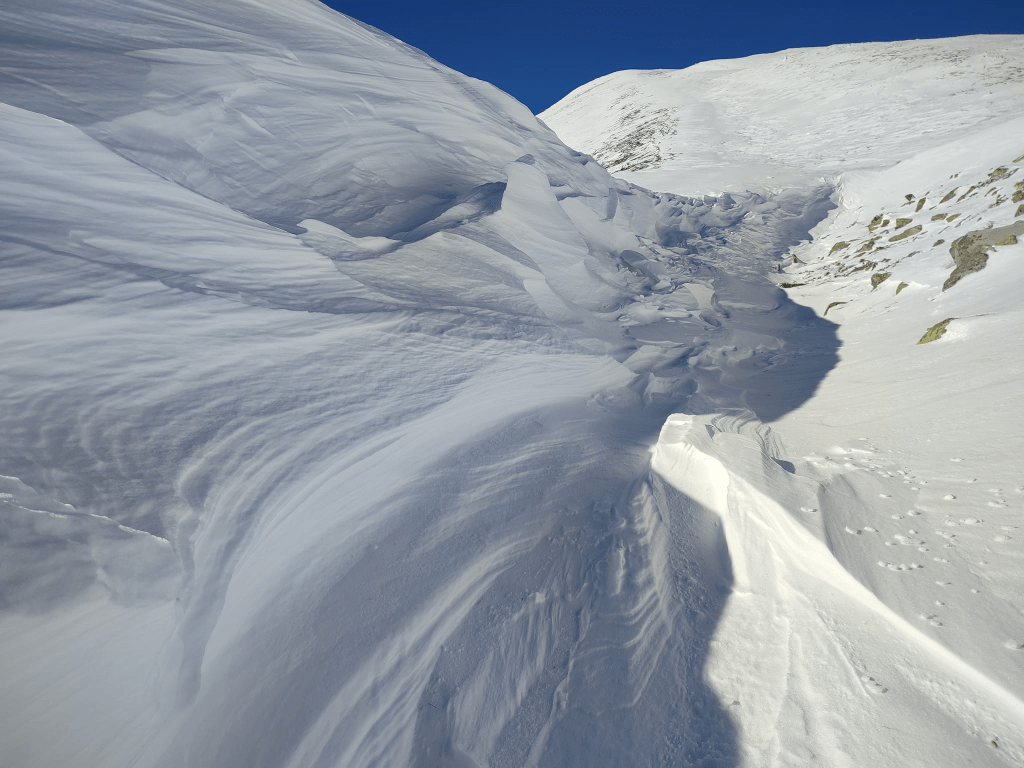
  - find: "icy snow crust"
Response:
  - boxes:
[0,4,1021,767]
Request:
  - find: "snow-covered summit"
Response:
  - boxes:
[541,36,1024,195]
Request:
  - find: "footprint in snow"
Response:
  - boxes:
[943,494,957,500]
[919,613,943,627]
[950,457,963,462]
[908,510,921,516]
[935,580,951,585]
[933,558,949,564]
[1004,640,1024,651]
[863,526,877,532]
[994,535,1011,542]
[892,513,904,519]
[845,526,862,535]
[960,517,982,525]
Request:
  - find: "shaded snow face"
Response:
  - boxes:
[0,2,846,767]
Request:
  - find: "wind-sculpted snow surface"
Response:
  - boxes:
[2,3,1019,767]
[0,3,846,766]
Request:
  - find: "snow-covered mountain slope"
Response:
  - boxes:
[540,36,1024,195]
[1,5,1023,768]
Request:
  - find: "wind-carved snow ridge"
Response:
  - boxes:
[1,2,1020,767]
[653,413,1024,766]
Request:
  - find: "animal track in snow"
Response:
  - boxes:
[1004,640,1024,651]
[892,513,903,519]
[934,558,949,563]
[892,534,924,546]
[919,613,943,627]
[960,517,982,525]
[878,561,923,571]
[860,675,888,694]
[943,494,956,500]
[845,526,862,535]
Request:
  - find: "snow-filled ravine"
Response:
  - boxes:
[1,3,1022,767]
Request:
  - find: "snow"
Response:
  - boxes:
[541,36,1024,196]
[1,2,1023,766]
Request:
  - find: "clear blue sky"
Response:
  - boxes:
[324,1,1023,114]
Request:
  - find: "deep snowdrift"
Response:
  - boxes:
[1,3,1021,767]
